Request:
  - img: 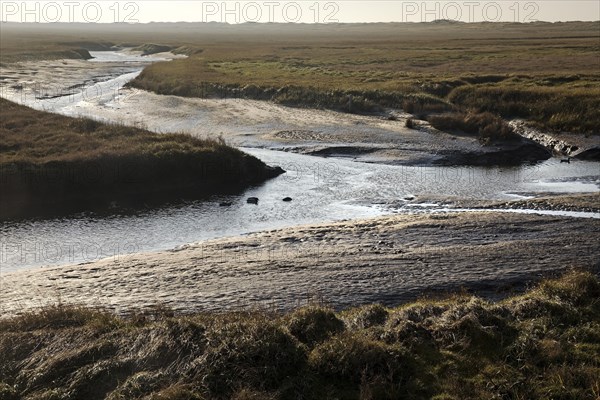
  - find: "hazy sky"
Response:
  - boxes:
[1,1,599,23]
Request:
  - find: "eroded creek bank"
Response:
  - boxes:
[510,120,600,161]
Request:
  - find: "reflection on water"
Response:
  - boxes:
[1,148,598,273]
[1,51,599,273]
[0,51,174,120]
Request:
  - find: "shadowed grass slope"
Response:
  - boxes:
[427,111,518,144]
[1,270,598,399]
[0,98,282,219]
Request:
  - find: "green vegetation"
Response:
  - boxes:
[0,98,282,219]
[428,112,518,143]
[448,82,600,133]
[2,22,598,132]
[1,270,598,399]
[123,21,600,134]
[133,43,174,56]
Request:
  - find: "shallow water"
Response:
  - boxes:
[1,51,599,273]
[1,148,598,273]
[0,50,175,121]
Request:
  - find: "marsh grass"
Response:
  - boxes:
[0,99,241,164]
[133,44,173,56]
[123,22,600,133]
[427,111,518,143]
[1,270,598,399]
[131,59,600,133]
[3,22,598,132]
[448,83,600,133]
[0,98,282,219]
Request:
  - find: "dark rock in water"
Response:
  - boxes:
[282,197,293,202]
[247,197,259,204]
[219,202,232,207]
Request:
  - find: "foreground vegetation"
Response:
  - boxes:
[1,270,598,399]
[0,98,282,219]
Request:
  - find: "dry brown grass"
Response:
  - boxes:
[0,98,232,164]
[1,270,599,399]
[2,21,599,131]
[0,98,282,219]
[428,111,518,143]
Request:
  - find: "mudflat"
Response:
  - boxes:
[2,204,598,315]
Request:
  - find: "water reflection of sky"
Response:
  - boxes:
[1,149,598,274]
[0,52,598,273]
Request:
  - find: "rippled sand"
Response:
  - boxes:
[2,210,598,315]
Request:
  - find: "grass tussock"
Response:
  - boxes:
[0,98,282,218]
[448,84,600,133]
[1,270,599,399]
[427,111,518,143]
[133,44,173,56]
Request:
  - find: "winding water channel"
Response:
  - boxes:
[1,51,598,273]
